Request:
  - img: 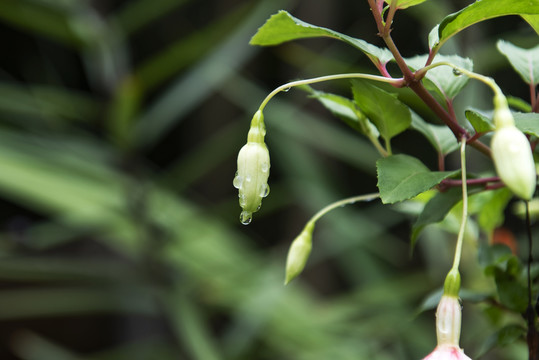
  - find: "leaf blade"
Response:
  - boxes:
[432,0,539,52]
[250,10,393,64]
[377,154,458,204]
[352,80,411,143]
[497,40,539,86]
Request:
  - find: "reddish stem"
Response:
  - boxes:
[442,176,500,187]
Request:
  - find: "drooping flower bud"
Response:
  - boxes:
[422,295,472,360]
[491,102,536,200]
[233,110,271,225]
[284,221,314,285]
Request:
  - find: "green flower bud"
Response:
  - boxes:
[493,93,514,128]
[491,125,536,200]
[284,221,314,285]
[443,268,461,298]
[233,110,270,225]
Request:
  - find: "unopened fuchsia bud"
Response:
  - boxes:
[422,295,471,360]
[233,110,271,225]
[423,270,472,360]
[284,221,314,285]
[491,94,536,200]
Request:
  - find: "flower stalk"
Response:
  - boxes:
[284,193,379,284]
[423,138,472,360]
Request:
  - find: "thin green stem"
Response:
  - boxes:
[384,137,392,156]
[417,61,504,99]
[258,73,403,111]
[370,136,389,157]
[451,136,468,271]
[383,2,398,36]
[309,193,380,225]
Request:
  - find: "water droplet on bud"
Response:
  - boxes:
[240,211,252,225]
[259,184,270,197]
[233,173,243,189]
[261,162,269,173]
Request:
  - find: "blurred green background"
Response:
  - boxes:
[0,0,535,359]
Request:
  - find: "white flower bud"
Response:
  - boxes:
[233,110,271,225]
[422,295,471,360]
[284,222,314,285]
[436,295,462,347]
[491,125,536,200]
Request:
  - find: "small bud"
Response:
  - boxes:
[491,125,536,200]
[284,221,314,285]
[422,295,471,360]
[443,269,461,298]
[493,94,514,128]
[233,110,271,224]
[436,295,462,347]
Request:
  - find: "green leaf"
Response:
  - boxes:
[508,96,532,112]
[432,0,539,52]
[406,54,473,99]
[410,113,458,155]
[497,40,539,86]
[476,188,513,234]
[428,25,439,51]
[250,10,393,65]
[478,244,514,272]
[495,269,528,313]
[0,0,83,47]
[304,87,379,138]
[411,187,462,245]
[351,80,411,143]
[465,109,495,133]
[495,324,526,346]
[376,154,458,204]
[514,112,539,137]
[522,14,539,36]
[385,0,429,10]
[476,324,526,358]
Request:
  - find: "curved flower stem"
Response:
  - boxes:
[309,192,380,225]
[258,73,403,111]
[451,136,469,272]
[417,61,505,99]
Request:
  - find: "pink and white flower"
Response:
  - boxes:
[422,295,472,360]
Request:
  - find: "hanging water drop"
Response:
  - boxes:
[282,87,291,92]
[240,211,252,225]
[452,68,462,76]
